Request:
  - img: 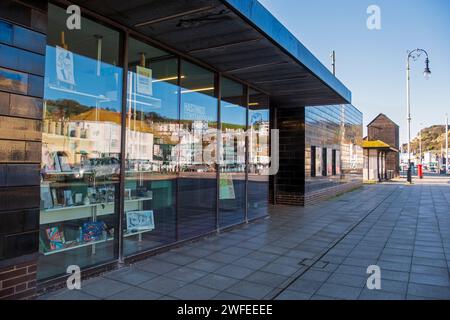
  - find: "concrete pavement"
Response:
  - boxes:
[40,180,450,300]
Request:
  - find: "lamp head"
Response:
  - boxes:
[424,58,431,80]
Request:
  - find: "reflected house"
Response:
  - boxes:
[42,107,154,167]
[0,0,364,298]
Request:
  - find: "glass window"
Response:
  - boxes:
[311,146,316,177]
[316,147,323,177]
[219,77,246,228]
[248,89,270,220]
[327,148,333,176]
[178,60,218,240]
[322,148,327,176]
[39,4,122,280]
[332,149,337,176]
[123,37,178,255]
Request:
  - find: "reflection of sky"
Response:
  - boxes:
[222,103,246,127]
[44,45,122,112]
[181,91,217,123]
[249,109,270,125]
[44,45,269,125]
[128,71,178,120]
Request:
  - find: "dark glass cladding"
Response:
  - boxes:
[305,104,363,193]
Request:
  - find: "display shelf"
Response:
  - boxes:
[40,197,153,224]
[42,229,154,256]
[42,237,114,256]
[124,228,154,238]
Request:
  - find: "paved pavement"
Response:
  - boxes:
[41,180,450,300]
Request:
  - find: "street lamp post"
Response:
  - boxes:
[446,114,449,174]
[406,48,431,183]
[419,122,424,165]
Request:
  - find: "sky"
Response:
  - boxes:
[258,0,450,143]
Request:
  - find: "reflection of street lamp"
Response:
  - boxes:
[406,48,431,183]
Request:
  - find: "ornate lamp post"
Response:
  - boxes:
[406,49,431,183]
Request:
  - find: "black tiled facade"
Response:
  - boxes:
[273,107,305,205]
[0,0,47,299]
[273,105,363,206]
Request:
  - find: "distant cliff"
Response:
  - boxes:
[402,125,450,153]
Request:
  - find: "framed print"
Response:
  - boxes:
[41,184,53,209]
[46,226,65,251]
[43,150,62,173]
[51,188,60,206]
[64,189,73,206]
[126,210,154,232]
[82,221,106,242]
[58,154,71,172]
[74,193,83,204]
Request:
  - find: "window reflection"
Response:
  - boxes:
[248,90,270,220]
[123,38,178,254]
[219,78,246,228]
[178,61,217,240]
[39,4,122,280]
[38,5,274,279]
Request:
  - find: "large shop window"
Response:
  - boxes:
[39,4,123,279]
[178,61,218,240]
[123,38,178,255]
[219,77,246,228]
[248,90,270,220]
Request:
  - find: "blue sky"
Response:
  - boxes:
[258,0,450,143]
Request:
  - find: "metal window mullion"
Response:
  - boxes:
[117,30,129,264]
[244,85,249,223]
[215,73,221,232]
[176,56,181,242]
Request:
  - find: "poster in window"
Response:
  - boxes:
[136,66,153,96]
[56,46,75,85]
[219,173,236,200]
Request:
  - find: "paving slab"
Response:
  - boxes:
[39,183,450,300]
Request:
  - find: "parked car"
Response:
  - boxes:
[83,157,120,178]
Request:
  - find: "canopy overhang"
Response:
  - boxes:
[71,0,352,107]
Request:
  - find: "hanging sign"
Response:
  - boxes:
[136,66,153,96]
[56,46,75,85]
